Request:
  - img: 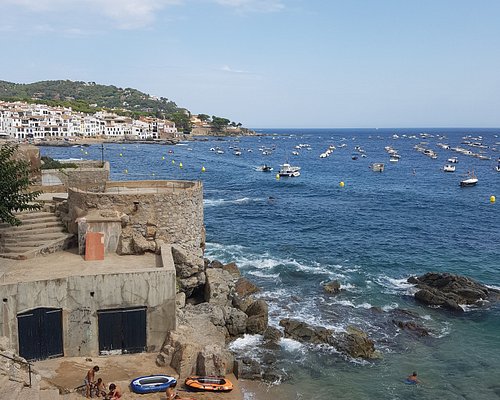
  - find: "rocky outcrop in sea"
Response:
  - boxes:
[408,272,500,312]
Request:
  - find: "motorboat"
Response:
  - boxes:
[447,157,458,163]
[460,171,478,187]
[371,163,384,172]
[130,375,176,394]
[443,164,456,172]
[257,164,273,172]
[184,376,233,392]
[279,163,301,177]
[389,156,399,163]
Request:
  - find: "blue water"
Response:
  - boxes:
[41,128,500,399]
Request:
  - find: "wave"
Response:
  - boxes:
[203,197,263,207]
[229,334,263,352]
[374,275,416,295]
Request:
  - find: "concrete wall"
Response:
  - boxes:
[0,268,176,357]
[41,161,110,192]
[67,180,204,257]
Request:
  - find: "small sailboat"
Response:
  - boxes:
[460,171,478,187]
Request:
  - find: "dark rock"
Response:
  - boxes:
[392,320,430,337]
[323,280,341,294]
[408,272,499,312]
[262,352,278,365]
[263,326,282,343]
[210,260,224,269]
[237,358,262,380]
[222,262,241,277]
[330,326,380,359]
[279,318,332,344]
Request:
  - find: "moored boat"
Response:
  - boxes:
[460,171,478,187]
[279,163,301,177]
[371,163,384,172]
[443,164,456,172]
[130,375,176,394]
[184,376,233,392]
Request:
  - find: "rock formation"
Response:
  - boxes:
[279,318,380,359]
[408,272,500,312]
[157,251,270,379]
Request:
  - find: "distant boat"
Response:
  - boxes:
[443,164,456,172]
[257,164,273,172]
[460,171,478,187]
[447,157,458,163]
[371,163,384,172]
[389,156,399,163]
[279,163,301,177]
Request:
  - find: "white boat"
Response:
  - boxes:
[371,163,384,172]
[460,171,478,187]
[443,164,455,172]
[389,156,399,163]
[279,163,301,177]
[257,164,273,172]
[447,157,458,163]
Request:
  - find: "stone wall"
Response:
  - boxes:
[67,180,204,257]
[0,143,41,183]
[41,161,110,192]
[0,268,176,357]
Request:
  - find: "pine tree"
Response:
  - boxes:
[0,143,42,226]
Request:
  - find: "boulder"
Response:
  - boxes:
[132,232,156,254]
[392,320,430,337]
[196,344,234,376]
[263,327,282,343]
[279,318,332,344]
[237,358,262,380]
[323,280,341,294]
[330,326,380,359]
[235,277,260,297]
[176,292,186,309]
[408,272,499,312]
[245,300,268,334]
[205,268,235,306]
[223,307,248,337]
[178,271,206,298]
[172,245,204,279]
[222,262,241,278]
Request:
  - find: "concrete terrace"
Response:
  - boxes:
[0,249,165,285]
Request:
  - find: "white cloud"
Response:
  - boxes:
[214,0,285,13]
[221,65,250,74]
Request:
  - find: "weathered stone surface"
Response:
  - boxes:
[205,268,234,306]
[280,318,332,344]
[323,280,341,294]
[172,245,204,279]
[178,272,206,298]
[331,326,380,359]
[235,277,260,297]
[209,260,224,269]
[224,307,248,336]
[279,319,379,359]
[392,320,430,337]
[408,272,499,312]
[222,262,241,278]
[176,292,186,309]
[132,232,156,254]
[196,344,234,376]
[237,357,262,380]
[245,300,268,334]
[263,327,282,343]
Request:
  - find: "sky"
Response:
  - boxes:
[1,0,500,128]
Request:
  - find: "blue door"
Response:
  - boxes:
[97,307,146,354]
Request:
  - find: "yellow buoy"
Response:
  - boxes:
[152,172,155,176]
[124,169,128,174]
[172,160,175,164]
[162,156,165,160]
[339,181,345,188]
[490,195,496,203]
[201,166,206,172]
[276,173,280,180]
[179,162,183,168]
[84,151,88,155]
[119,153,123,157]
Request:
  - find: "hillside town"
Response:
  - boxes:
[0,101,251,142]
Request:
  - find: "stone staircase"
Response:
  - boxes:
[0,210,74,260]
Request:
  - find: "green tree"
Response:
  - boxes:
[0,143,42,226]
[211,116,230,131]
[169,111,192,133]
[197,114,210,122]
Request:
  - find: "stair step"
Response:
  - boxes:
[3,235,70,247]
[0,234,74,260]
[14,211,55,219]
[2,227,66,238]
[0,216,59,228]
[3,221,63,232]
[40,389,62,400]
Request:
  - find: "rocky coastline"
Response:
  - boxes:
[159,254,500,390]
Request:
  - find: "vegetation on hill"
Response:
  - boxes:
[0,80,183,119]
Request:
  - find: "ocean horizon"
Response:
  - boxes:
[42,127,500,400]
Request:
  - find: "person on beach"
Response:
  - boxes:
[406,371,420,384]
[108,383,122,399]
[95,378,107,398]
[84,366,99,398]
[165,381,179,399]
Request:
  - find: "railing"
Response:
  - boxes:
[0,352,33,387]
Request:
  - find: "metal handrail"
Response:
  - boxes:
[0,352,33,387]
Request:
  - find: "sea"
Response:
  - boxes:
[41,128,500,400]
